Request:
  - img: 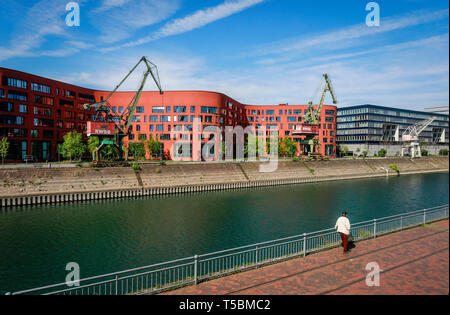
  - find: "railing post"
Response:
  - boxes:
[400,215,403,231]
[373,219,377,238]
[115,275,118,295]
[423,210,426,225]
[255,246,259,268]
[194,255,198,285]
[303,233,307,257]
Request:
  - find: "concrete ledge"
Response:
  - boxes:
[0,166,448,208]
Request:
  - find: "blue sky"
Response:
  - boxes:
[0,0,448,109]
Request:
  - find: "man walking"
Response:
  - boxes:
[335,212,351,253]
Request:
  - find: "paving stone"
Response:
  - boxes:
[164,220,449,295]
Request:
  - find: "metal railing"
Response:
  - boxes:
[8,204,449,295]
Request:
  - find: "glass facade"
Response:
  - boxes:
[337,105,449,144]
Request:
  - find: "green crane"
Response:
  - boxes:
[304,73,338,125]
[83,56,163,164]
[302,73,338,158]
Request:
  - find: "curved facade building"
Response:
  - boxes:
[1,67,337,161]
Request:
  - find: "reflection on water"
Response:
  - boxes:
[0,172,448,293]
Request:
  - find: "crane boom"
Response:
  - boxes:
[304,73,337,125]
[401,117,436,158]
[402,117,436,141]
[84,56,164,164]
[84,56,163,134]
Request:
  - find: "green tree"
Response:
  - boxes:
[0,137,9,164]
[266,135,279,156]
[245,133,261,158]
[439,149,448,156]
[421,149,428,156]
[144,135,161,158]
[129,142,146,160]
[283,137,298,157]
[341,145,349,157]
[87,136,100,160]
[100,144,120,161]
[61,131,86,161]
[378,148,387,157]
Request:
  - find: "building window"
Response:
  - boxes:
[34,95,54,106]
[8,90,28,101]
[160,134,170,141]
[16,116,25,125]
[201,106,218,114]
[3,77,27,89]
[190,106,196,113]
[119,106,124,113]
[79,93,95,103]
[149,115,158,122]
[31,83,51,94]
[19,104,27,113]
[59,99,74,107]
[156,125,164,132]
[131,115,141,122]
[152,106,165,113]
[65,90,76,98]
[160,115,171,122]
[0,89,5,98]
[174,106,187,113]
[43,130,54,139]
[0,102,14,112]
[138,133,147,140]
[136,106,145,113]
[325,110,335,116]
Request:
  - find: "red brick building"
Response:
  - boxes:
[1,67,337,161]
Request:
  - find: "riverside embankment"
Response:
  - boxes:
[0,156,448,207]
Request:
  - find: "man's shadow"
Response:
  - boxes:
[341,240,356,250]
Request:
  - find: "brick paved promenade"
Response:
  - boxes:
[165,220,449,295]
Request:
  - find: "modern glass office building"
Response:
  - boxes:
[336,104,449,155]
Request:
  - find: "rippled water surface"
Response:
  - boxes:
[0,172,448,293]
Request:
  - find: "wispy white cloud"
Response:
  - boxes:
[101,0,265,52]
[61,28,449,110]
[0,0,89,61]
[95,0,131,12]
[253,8,449,58]
[91,0,181,44]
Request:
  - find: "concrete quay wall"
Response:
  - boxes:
[0,157,448,207]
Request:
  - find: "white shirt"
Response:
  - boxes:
[335,216,351,235]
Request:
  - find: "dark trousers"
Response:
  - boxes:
[339,233,349,252]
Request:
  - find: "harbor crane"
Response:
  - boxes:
[83,56,163,165]
[294,73,338,158]
[401,117,436,158]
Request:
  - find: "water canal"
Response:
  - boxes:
[0,172,448,293]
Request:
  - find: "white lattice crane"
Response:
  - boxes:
[401,117,436,158]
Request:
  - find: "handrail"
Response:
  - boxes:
[8,204,448,295]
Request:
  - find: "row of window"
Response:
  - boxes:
[338,107,449,122]
[1,103,90,120]
[247,109,335,116]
